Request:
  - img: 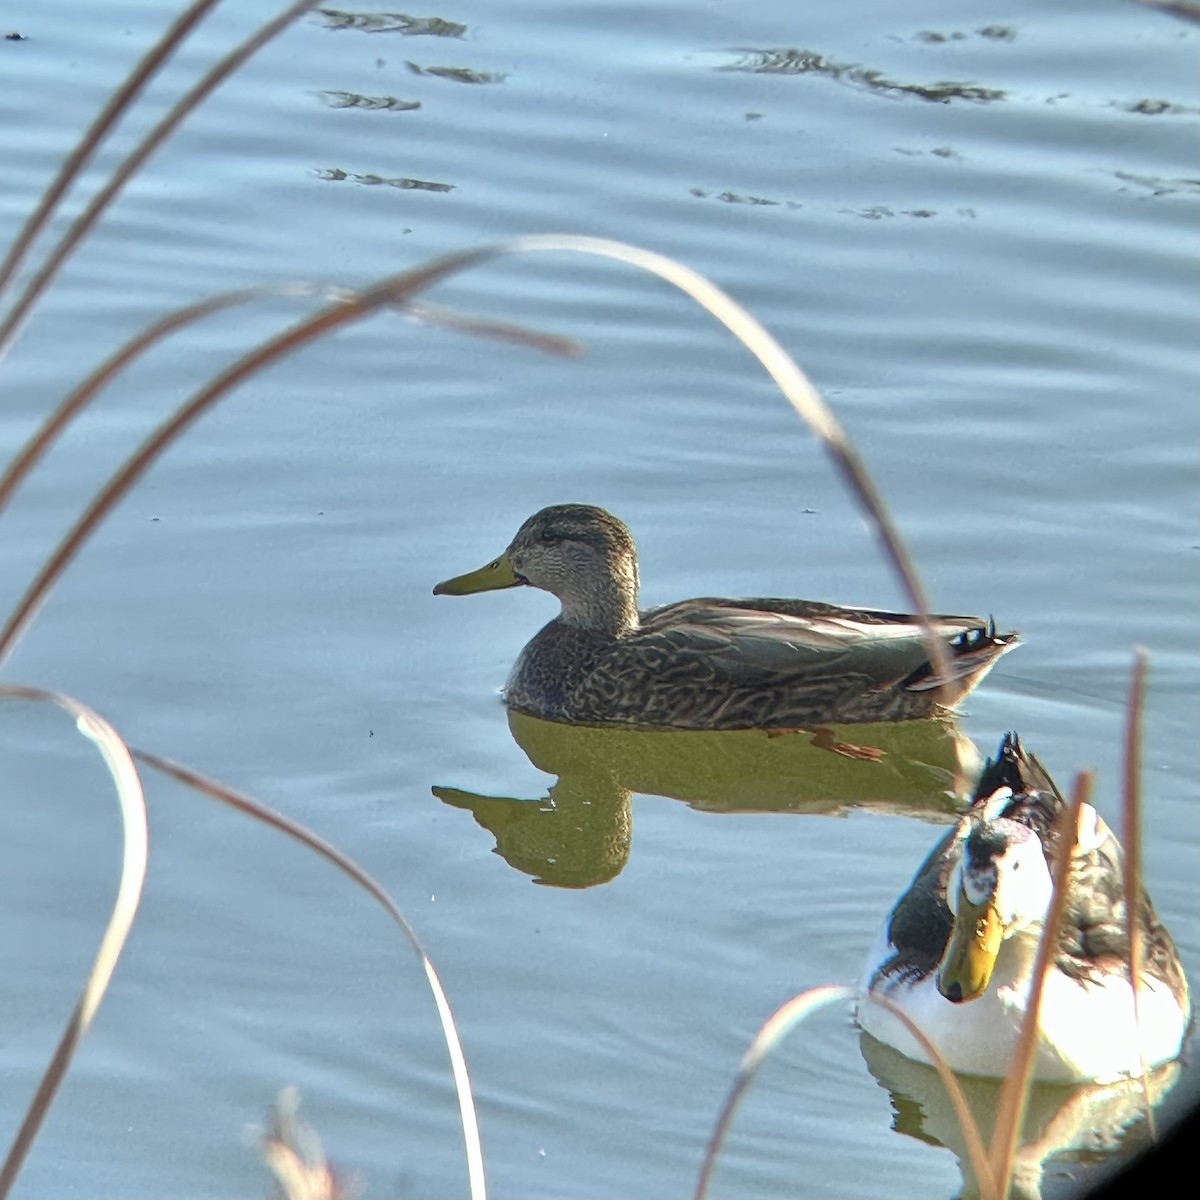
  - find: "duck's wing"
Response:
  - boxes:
[1056,811,1190,998]
[869,828,959,988]
[638,597,1012,696]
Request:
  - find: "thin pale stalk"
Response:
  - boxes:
[0,687,149,1198]
[1122,647,1155,1136]
[694,984,994,1200]
[0,281,563,524]
[496,236,950,696]
[403,299,584,358]
[987,774,1089,1199]
[0,0,222,309]
[132,747,486,1200]
[0,237,949,728]
[0,246,502,665]
[0,283,345,519]
[0,0,323,365]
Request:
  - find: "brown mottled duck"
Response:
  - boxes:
[432,504,1019,730]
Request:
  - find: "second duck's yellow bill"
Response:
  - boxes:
[937,889,1004,1003]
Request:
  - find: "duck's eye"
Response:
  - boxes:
[540,529,561,544]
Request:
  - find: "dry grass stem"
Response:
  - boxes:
[0,687,149,1198]
[0,246,500,665]
[0,0,222,310]
[0,282,353,519]
[402,299,585,357]
[1121,648,1155,1136]
[986,773,1089,1198]
[494,236,952,697]
[0,280,569,532]
[693,984,994,1200]
[0,0,324,363]
[0,236,952,755]
[132,748,487,1200]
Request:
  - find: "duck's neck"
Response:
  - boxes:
[992,924,1045,992]
[557,557,639,637]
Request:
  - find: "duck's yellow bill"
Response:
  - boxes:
[937,890,1003,1004]
[433,552,521,596]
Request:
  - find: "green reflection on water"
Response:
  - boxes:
[435,711,980,888]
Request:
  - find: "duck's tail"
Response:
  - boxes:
[972,730,1063,806]
[898,617,1020,701]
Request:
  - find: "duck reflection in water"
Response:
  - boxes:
[859,1032,1182,1200]
[434,710,980,888]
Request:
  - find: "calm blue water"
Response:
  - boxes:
[1,1,1197,1196]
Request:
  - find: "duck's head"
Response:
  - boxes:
[433,504,640,634]
[937,796,1054,1004]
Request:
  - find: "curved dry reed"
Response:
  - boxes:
[0,687,149,1198]
[0,247,492,664]
[0,0,323,364]
[1121,649,1155,1135]
[132,747,487,1200]
[694,984,994,1200]
[0,283,577,523]
[0,282,350,518]
[0,235,950,706]
[986,774,1087,1197]
[0,0,223,311]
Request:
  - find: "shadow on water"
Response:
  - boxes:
[435,710,980,887]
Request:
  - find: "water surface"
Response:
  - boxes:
[1,1,1197,1196]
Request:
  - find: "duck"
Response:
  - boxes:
[858,732,1192,1083]
[432,503,1019,730]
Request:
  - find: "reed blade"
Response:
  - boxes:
[987,773,1090,1199]
[0,687,149,1198]
[0,1,324,365]
[695,984,993,1200]
[133,747,487,1200]
[1122,648,1155,1137]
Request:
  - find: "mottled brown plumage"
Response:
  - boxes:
[434,504,1020,730]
